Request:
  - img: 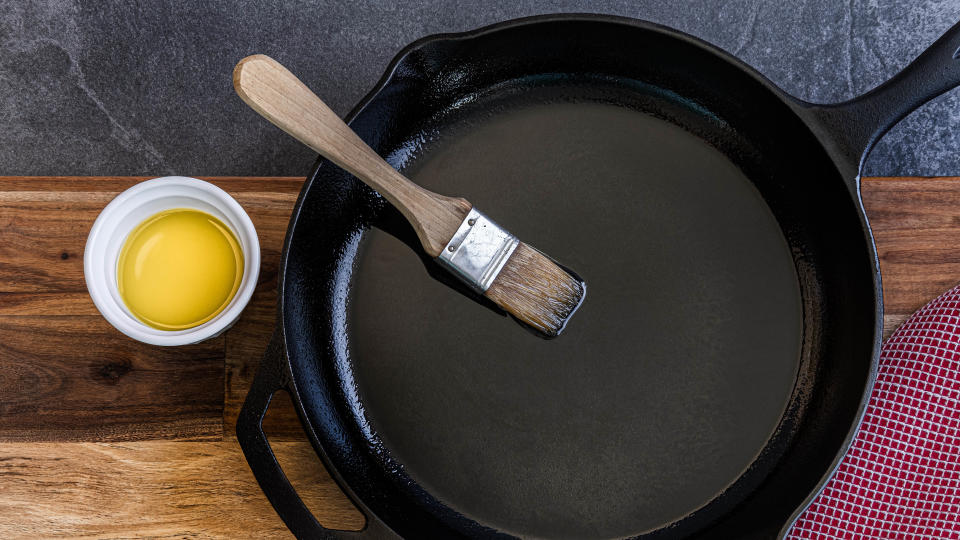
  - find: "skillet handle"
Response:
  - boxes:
[236,330,391,540]
[806,20,960,176]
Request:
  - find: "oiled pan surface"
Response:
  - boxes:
[348,83,801,539]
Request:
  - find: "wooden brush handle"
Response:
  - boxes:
[233,54,470,256]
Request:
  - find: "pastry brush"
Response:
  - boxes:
[233,54,585,337]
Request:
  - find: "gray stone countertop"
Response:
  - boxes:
[2,0,959,178]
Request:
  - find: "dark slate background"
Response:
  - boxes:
[2,0,959,177]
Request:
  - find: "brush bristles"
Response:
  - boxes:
[484,242,585,338]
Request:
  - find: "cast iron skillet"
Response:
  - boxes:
[237,15,960,539]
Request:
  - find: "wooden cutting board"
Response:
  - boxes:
[0,176,957,538]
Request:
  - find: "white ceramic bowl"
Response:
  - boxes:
[84,176,260,346]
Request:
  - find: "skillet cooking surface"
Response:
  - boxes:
[351,83,800,538]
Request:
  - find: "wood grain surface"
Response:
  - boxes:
[0,176,958,538]
[0,437,365,538]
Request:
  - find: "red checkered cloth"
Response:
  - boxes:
[787,285,960,539]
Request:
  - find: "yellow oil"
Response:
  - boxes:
[117,208,244,330]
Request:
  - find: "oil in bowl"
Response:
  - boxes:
[117,208,244,330]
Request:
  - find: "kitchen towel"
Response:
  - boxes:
[788,284,960,538]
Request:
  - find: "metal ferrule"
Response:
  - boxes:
[437,208,519,292]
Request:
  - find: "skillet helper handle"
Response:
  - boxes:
[232,54,469,257]
[813,20,960,168]
[236,331,386,539]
